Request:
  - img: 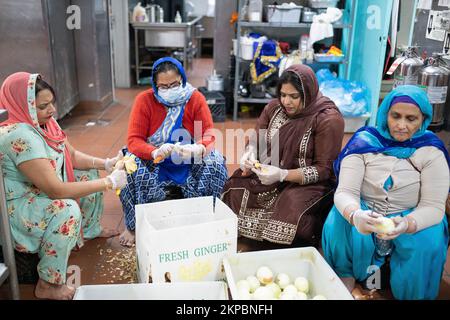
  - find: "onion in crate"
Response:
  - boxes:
[265,282,281,299]
[283,284,298,296]
[253,286,274,300]
[279,292,296,300]
[236,279,251,293]
[294,276,309,293]
[275,273,291,289]
[256,266,273,285]
[237,287,252,300]
[295,292,308,300]
[246,275,260,293]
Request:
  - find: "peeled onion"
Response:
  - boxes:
[246,275,260,293]
[283,284,298,296]
[256,266,273,285]
[312,294,327,300]
[265,282,281,299]
[253,286,274,300]
[295,292,308,300]
[236,280,251,293]
[375,217,395,234]
[275,273,291,289]
[294,276,309,293]
[279,292,296,300]
[237,287,252,300]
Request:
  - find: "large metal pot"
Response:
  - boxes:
[419,54,450,128]
[206,70,224,91]
[393,47,423,88]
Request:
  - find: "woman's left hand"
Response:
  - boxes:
[105,150,124,173]
[251,164,288,185]
[379,216,409,240]
[174,143,206,160]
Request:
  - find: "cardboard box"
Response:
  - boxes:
[223,247,354,300]
[136,197,237,283]
[73,282,229,300]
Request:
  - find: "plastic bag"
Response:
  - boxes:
[316,69,370,117]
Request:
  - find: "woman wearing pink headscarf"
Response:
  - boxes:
[0,72,127,300]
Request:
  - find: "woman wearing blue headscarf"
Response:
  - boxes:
[118,57,228,246]
[322,85,450,300]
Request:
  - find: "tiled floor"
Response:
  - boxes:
[1,58,449,300]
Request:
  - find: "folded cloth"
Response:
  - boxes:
[250,39,282,84]
[309,8,343,47]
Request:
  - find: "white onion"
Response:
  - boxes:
[295,292,308,300]
[265,282,281,299]
[275,273,291,289]
[375,217,395,234]
[236,279,251,293]
[246,275,260,293]
[283,284,298,296]
[237,287,252,300]
[256,266,273,285]
[279,292,296,300]
[312,294,327,300]
[294,276,309,293]
[253,286,274,300]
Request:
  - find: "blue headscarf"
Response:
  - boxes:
[334,85,450,181]
[151,57,195,107]
[149,57,195,184]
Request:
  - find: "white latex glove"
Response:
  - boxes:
[173,143,206,160]
[151,143,175,161]
[239,145,257,171]
[351,209,384,235]
[105,150,124,174]
[381,216,409,240]
[251,164,288,185]
[106,169,128,190]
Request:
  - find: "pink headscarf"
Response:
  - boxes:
[0,72,76,183]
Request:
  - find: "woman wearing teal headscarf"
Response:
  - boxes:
[322,85,450,300]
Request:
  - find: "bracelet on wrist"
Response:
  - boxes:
[348,210,357,226]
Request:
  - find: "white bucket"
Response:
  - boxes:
[240,42,255,60]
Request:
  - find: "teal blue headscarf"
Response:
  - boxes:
[376,85,433,140]
[334,85,450,182]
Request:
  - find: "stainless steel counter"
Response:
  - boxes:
[131,16,203,84]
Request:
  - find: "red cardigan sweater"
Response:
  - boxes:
[127,89,215,160]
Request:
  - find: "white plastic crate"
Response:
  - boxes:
[73,282,229,300]
[344,115,369,133]
[136,197,238,283]
[223,247,353,300]
[266,5,302,23]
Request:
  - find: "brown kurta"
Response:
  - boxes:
[222,65,344,246]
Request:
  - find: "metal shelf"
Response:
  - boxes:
[237,97,272,104]
[236,56,347,64]
[232,0,356,121]
[239,21,351,29]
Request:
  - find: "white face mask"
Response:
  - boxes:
[158,85,184,104]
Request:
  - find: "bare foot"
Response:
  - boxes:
[119,229,135,247]
[34,279,75,300]
[99,228,120,238]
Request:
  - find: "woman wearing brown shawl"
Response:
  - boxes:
[222,65,344,248]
